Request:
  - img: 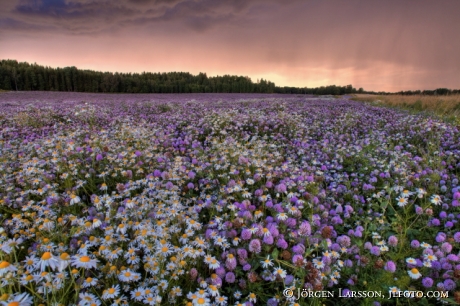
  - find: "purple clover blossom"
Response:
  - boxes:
[248,239,262,254]
[422,277,434,288]
[268,224,279,237]
[276,238,288,249]
[237,248,248,259]
[370,246,380,256]
[298,221,311,236]
[344,259,353,268]
[384,261,396,273]
[286,218,297,228]
[443,279,456,291]
[263,235,274,245]
[388,235,398,247]
[190,268,198,280]
[225,272,236,283]
[243,264,251,271]
[285,275,294,285]
[215,267,226,278]
[225,256,237,271]
[432,261,442,270]
[292,254,304,265]
[454,192,460,200]
[241,229,252,240]
[292,244,305,254]
[454,232,460,243]
[411,240,420,248]
[436,232,447,243]
[441,242,452,253]
[276,183,287,193]
[331,243,341,252]
[273,204,284,213]
[441,263,452,270]
[435,250,445,258]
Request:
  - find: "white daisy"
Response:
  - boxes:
[430,195,442,205]
[261,256,274,268]
[400,190,414,198]
[273,267,287,279]
[396,196,408,207]
[69,194,81,205]
[71,255,98,269]
[0,261,17,276]
[82,277,98,288]
[1,292,33,306]
[130,288,144,301]
[102,285,120,300]
[407,268,421,279]
[416,188,426,198]
[405,257,417,265]
[36,252,60,271]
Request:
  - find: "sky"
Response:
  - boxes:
[0,0,459,92]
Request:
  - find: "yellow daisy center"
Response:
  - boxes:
[0,261,10,269]
[41,252,52,260]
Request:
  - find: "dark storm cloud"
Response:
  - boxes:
[5,0,269,34]
[0,17,47,30]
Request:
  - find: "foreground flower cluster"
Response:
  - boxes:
[0,92,459,305]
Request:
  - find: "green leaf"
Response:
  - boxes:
[271,248,279,260]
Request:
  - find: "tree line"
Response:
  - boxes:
[392,89,460,96]
[2,60,458,96]
[0,59,366,95]
[0,60,277,93]
[0,60,277,94]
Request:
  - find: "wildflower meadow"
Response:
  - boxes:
[0,92,459,305]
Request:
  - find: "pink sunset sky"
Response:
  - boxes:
[0,0,459,92]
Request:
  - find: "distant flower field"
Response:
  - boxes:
[0,92,459,305]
